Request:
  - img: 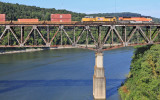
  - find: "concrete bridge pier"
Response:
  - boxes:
[93,52,106,100]
[123,42,128,47]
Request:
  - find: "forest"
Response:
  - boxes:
[119,44,160,100]
[0,1,86,21]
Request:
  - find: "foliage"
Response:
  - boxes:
[119,44,160,100]
[0,2,86,21]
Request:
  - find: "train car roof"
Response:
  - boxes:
[120,16,151,18]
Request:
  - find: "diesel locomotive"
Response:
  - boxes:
[81,16,153,23]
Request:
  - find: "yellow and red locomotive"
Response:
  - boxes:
[81,16,116,22]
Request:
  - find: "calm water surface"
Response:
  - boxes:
[0,47,134,100]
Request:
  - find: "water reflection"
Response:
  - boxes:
[0,79,124,97]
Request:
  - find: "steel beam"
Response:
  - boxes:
[88,29,97,46]
[149,26,152,41]
[8,30,9,45]
[49,27,60,45]
[124,26,127,43]
[60,25,63,45]
[36,27,47,44]
[112,26,124,43]
[139,27,150,43]
[102,26,111,48]
[86,29,88,48]
[98,26,102,49]
[23,27,34,45]
[0,28,7,40]
[75,27,86,44]
[112,28,114,44]
[21,26,24,44]
[152,29,160,42]
[151,27,158,38]
[34,28,36,45]
[73,26,76,45]
[62,28,73,44]
[122,26,127,46]
[124,26,127,46]
[47,26,50,43]
[127,26,137,43]
[9,27,20,45]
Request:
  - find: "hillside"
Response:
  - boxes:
[0,1,159,22]
[0,2,86,21]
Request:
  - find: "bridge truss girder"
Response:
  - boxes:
[0,25,160,51]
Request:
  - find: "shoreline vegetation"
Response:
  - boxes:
[119,44,160,100]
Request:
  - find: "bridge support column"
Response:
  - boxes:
[93,52,106,100]
[123,42,128,47]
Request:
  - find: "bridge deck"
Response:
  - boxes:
[0,21,160,26]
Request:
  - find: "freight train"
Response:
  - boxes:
[81,16,153,23]
[81,16,117,22]
[0,14,153,23]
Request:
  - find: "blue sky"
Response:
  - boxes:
[1,0,160,18]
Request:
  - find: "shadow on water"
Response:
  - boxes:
[0,79,124,97]
[106,79,125,98]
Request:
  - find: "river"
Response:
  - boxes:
[0,47,134,100]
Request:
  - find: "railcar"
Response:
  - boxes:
[81,16,117,22]
[18,19,39,22]
[119,17,153,23]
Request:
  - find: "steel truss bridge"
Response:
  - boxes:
[1,21,160,99]
[0,22,160,51]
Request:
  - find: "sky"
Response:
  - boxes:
[0,0,160,18]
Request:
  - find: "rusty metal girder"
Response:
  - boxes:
[62,28,73,44]
[0,24,159,50]
[102,26,112,48]
[139,27,150,42]
[152,29,160,42]
[36,27,47,44]
[112,26,124,43]
[75,28,86,44]
[49,28,60,45]
[127,27,138,43]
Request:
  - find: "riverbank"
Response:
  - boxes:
[119,44,160,100]
[0,46,76,55]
